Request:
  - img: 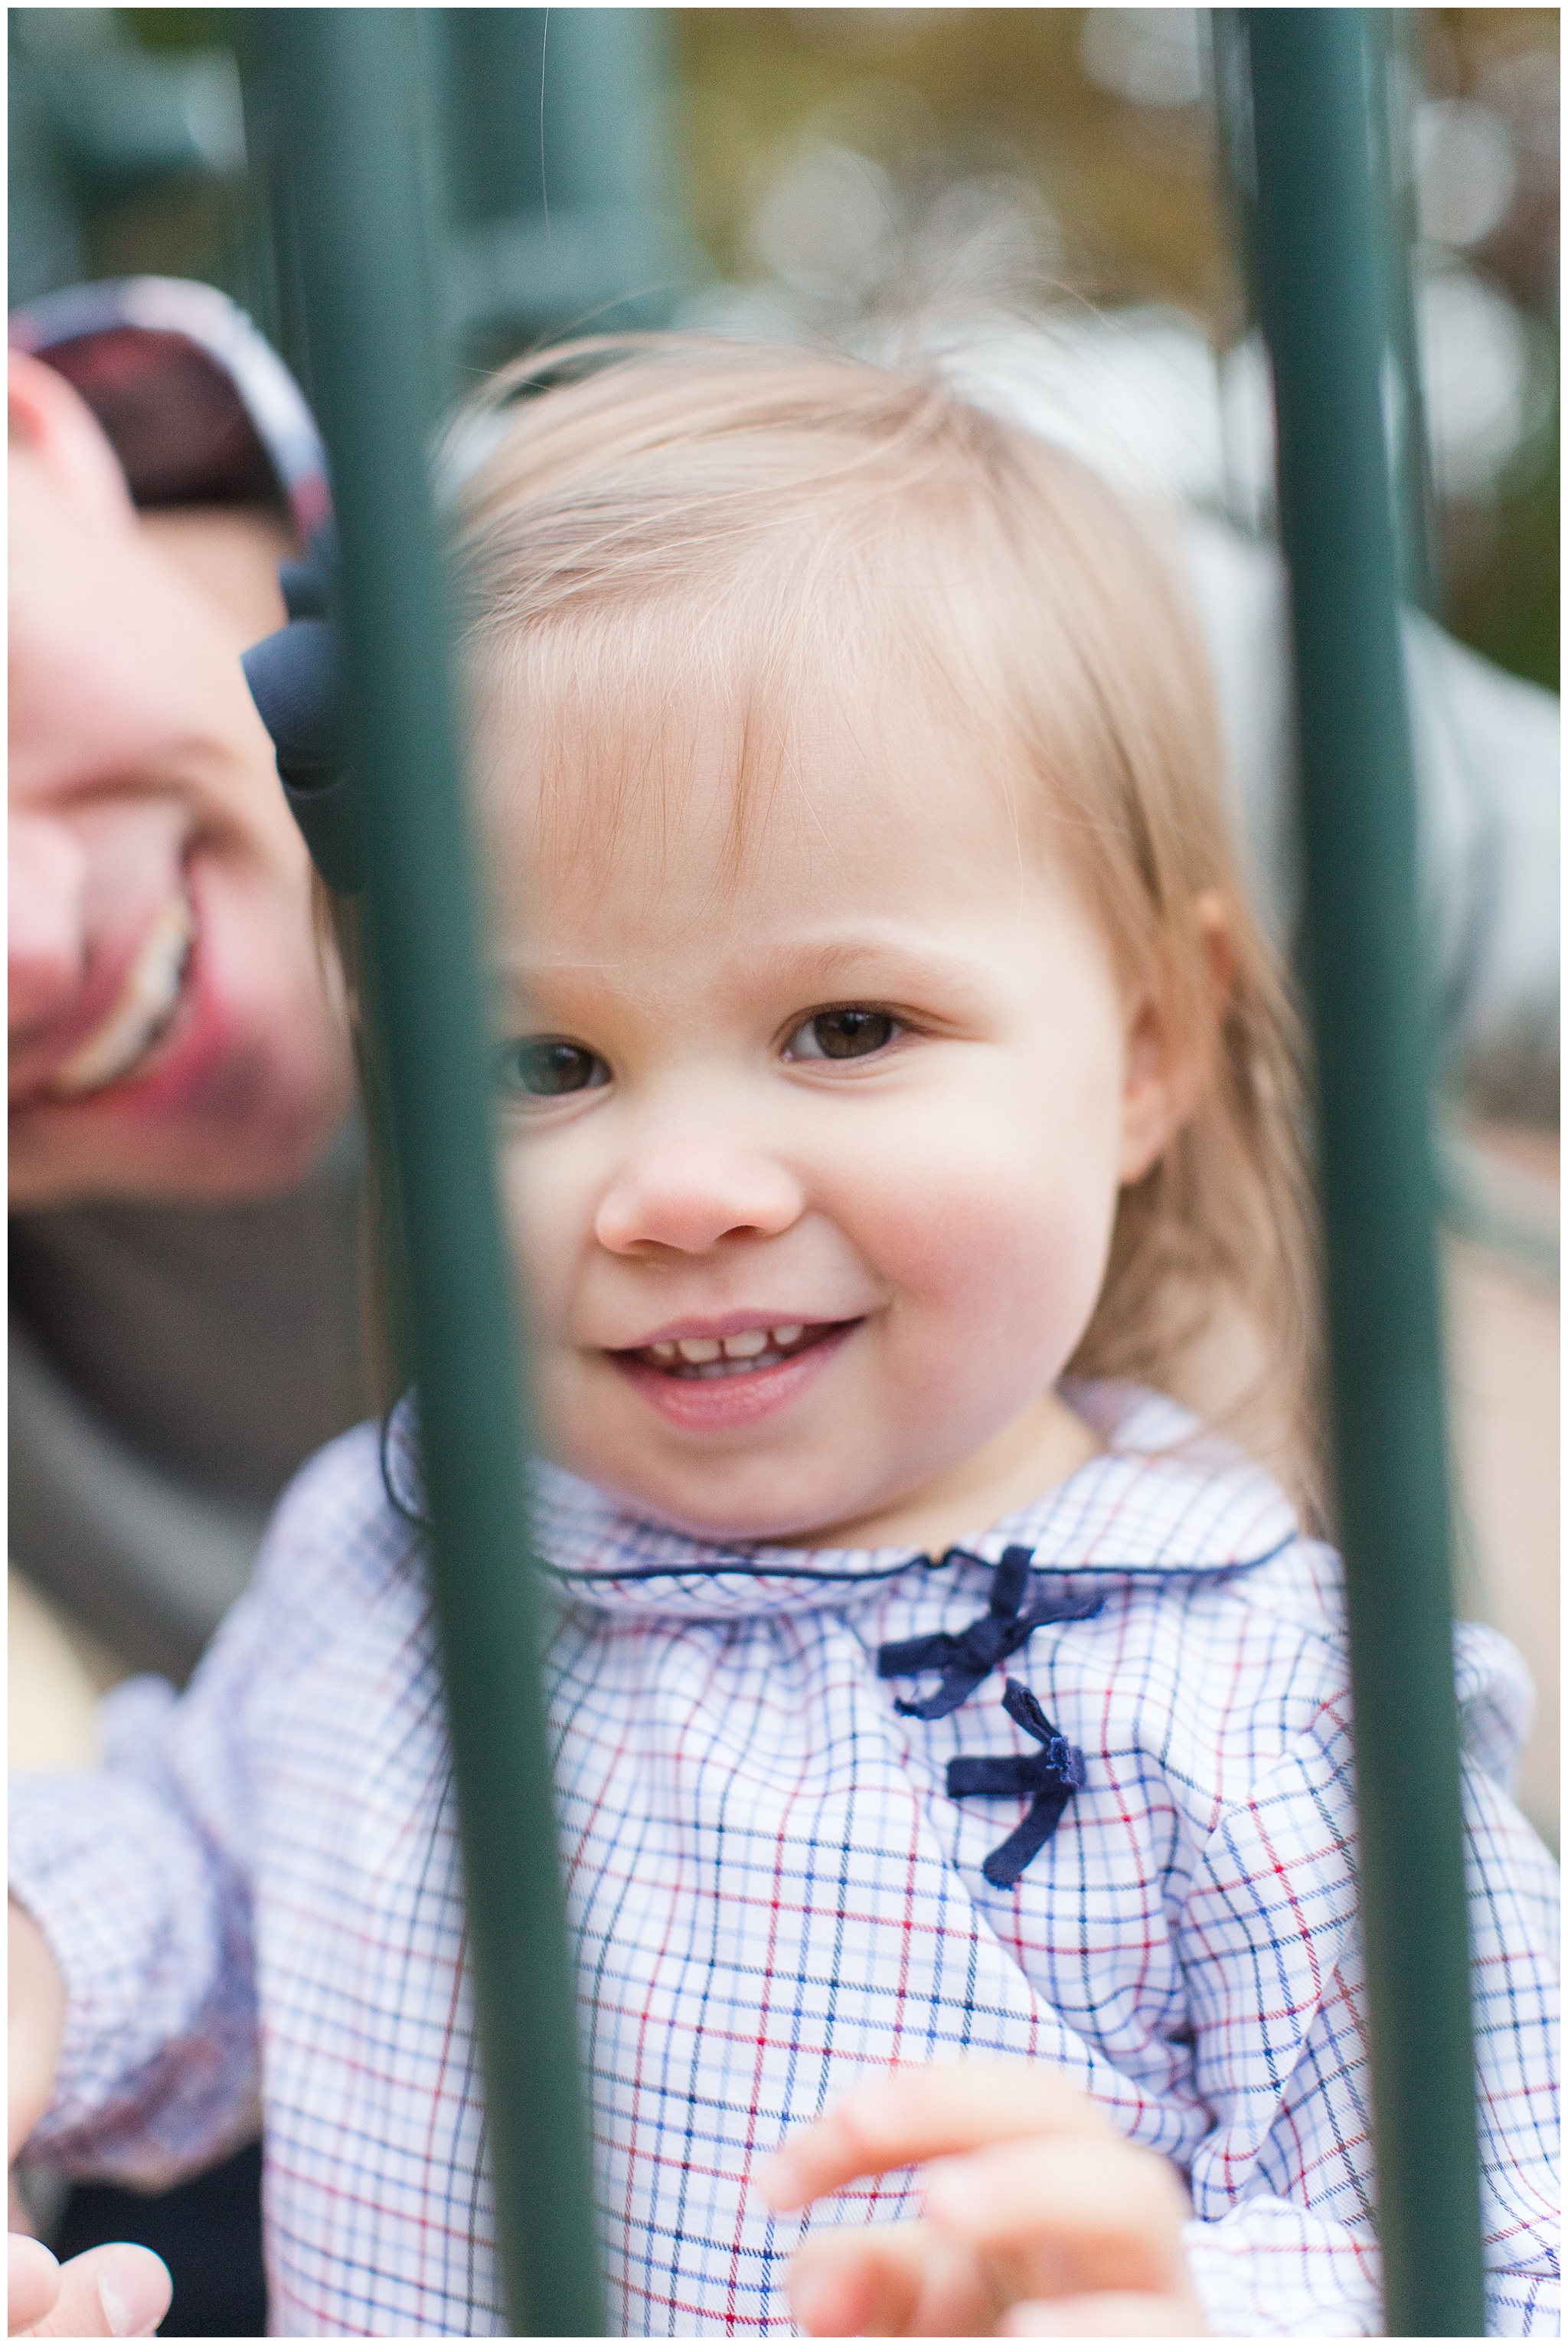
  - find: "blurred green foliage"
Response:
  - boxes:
[671,8,1236,313]
[1446,405,1560,691]
[119,8,230,49]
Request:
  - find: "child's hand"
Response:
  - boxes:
[8,1901,171,2337]
[9,2235,171,2338]
[757,2064,1209,2337]
[8,1905,65,2176]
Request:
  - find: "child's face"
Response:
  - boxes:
[479,666,1182,1548]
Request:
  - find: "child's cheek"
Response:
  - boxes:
[840,1097,1121,1387]
[494,1136,592,1349]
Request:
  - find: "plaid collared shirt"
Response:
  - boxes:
[11,1385,1557,2337]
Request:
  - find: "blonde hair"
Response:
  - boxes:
[430,334,1321,1509]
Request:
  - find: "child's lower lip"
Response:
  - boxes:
[609,1323,858,1432]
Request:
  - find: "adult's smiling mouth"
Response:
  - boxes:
[49,891,196,1097]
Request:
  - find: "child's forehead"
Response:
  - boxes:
[469,626,1042,914]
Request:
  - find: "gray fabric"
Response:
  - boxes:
[1181,515,1560,1120]
[8,1319,269,1683]
[8,1120,368,1682]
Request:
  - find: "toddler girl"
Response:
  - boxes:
[9,341,1556,2338]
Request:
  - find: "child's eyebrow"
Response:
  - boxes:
[498,932,997,1013]
[757,934,995,1007]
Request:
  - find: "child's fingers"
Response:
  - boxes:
[11,2242,171,2339]
[788,2223,929,2337]
[1003,2291,1209,2337]
[760,2062,1110,2212]
[8,2235,60,2336]
[921,2134,1191,2298]
[788,2222,1001,2338]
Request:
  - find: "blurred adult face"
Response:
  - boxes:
[8,351,353,1206]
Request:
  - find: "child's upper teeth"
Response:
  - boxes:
[645,1324,817,1368]
[51,894,194,1097]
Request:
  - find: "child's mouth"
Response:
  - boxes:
[609,1318,858,1432]
[621,1321,844,1379]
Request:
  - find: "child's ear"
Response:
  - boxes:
[1117,892,1234,1186]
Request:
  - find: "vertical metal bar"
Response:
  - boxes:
[265,12,604,2334]
[1372,9,1441,614]
[1242,12,1485,2335]
[430,5,691,366]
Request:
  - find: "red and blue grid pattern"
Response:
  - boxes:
[11,1385,1558,2337]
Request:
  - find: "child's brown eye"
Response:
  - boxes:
[786,1009,900,1061]
[497,1039,609,1097]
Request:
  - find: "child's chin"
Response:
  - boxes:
[590,1467,854,1551]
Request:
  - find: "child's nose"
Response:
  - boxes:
[594,1140,805,1256]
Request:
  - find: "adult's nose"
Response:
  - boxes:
[8,813,87,1039]
[595,1137,806,1256]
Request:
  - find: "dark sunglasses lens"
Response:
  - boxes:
[41,326,281,511]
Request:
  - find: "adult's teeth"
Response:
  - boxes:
[649,1341,678,1362]
[772,1325,803,1348]
[721,1329,768,1359]
[676,1336,722,1364]
[52,895,194,1097]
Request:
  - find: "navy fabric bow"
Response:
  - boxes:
[947,1680,1088,1889]
[877,1545,1096,1884]
[877,1545,1100,1721]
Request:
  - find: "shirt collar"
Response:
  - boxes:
[382,1382,1299,1623]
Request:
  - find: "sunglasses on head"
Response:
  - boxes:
[9,275,332,546]
[12,276,354,887]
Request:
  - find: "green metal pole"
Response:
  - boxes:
[1372,9,1441,615]
[1243,13,1485,2336]
[266,12,605,2334]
